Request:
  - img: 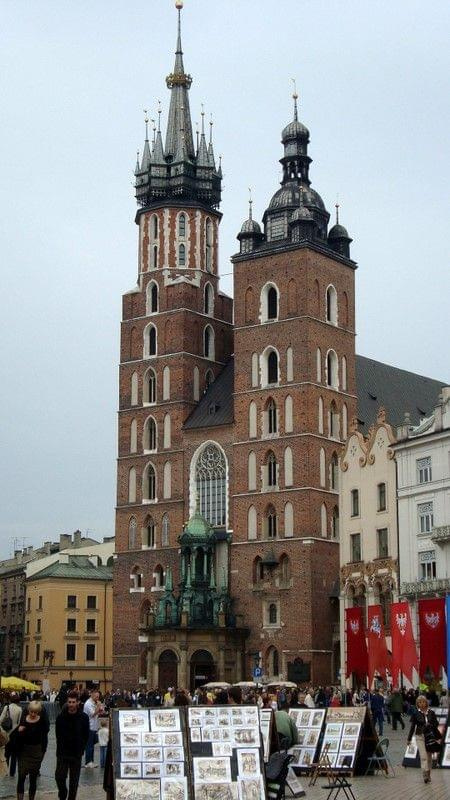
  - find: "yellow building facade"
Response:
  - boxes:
[23,555,113,692]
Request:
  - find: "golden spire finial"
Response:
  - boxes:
[248,187,253,220]
[291,77,299,121]
[175,0,183,7]
[143,109,149,140]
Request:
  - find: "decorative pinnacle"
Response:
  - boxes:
[291,77,299,121]
[335,197,340,224]
[248,187,253,220]
[151,119,156,145]
[143,110,149,140]
[157,100,162,131]
[209,114,213,143]
[195,121,199,149]
[201,104,205,134]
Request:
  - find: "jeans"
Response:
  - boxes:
[100,745,107,768]
[55,756,82,800]
[374,715,383,736]
[416,734,432,775]
[84,730,98,764]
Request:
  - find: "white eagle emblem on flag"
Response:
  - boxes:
[370,615,382,638]
[425,612,440,629]
[396,612,408,635]
[350,619,359,635]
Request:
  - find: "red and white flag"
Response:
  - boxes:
[345,607,368,679]
[367,604,391,684]
[418,597,446,680]
[391,601,418,684]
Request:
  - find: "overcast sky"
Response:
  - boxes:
[1,0,449,553]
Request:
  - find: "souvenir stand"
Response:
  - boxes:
[287,708,326,771]
[313,706,378,775]
[259,708,277,762]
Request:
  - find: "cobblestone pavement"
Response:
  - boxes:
[1,718,449,799]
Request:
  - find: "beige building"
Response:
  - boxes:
[339,409,399,684]
[23,553,113,692]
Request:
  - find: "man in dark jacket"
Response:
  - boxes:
[55,692,89,800]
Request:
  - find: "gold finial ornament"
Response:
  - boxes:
[175,1,183,8]
[335,197,340,225]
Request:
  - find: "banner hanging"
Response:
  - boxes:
[345,606,368,679]
[367,604,391,684]
[418,597,446,681]
[391,601,418,684]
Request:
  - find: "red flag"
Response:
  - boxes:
[346,607,368,679]
[418,598,446,680]
[391,601,418,683]
[367,605,391,684]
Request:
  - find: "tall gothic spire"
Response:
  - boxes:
[165,2,195,159]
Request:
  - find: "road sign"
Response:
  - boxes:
[253,666,262,678]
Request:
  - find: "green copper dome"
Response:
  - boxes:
[182,510,213,541]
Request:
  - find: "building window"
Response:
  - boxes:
[417,456,432,484]
[330,452,339,490]
[27,597,31,612]
[326,285,338,325]
[329,401,340,438]
[86,618,96,633]
[204,283,213,315]
[178,213,186,238]
[266,398,277,434]
[268,603,278,625]
[377,482,386,511]
[418,502,433,534]
[326,349,338,388]
[144,416,157,452]
[195,443,227,527]
[145,325,157,357]
[178,243,186,266]
[26,620,30,634]
[267,452,277,487]
[35,644,40,663]
[419,550,436,580]
[350,533,361,562]
[267,351,278,384]
[152,245,158,269]
[144,369,156,404]
[205,369,214,389]
[38,595,43,610]
[87,595,97,610]
[25,645,29,662]
[203,326,214,359]
[128,517,137,549]
[265,506,277,539]
[36,618,41,634]
[66,644,76,661]
[67,618,76,633]
[161,514,170,547]
[151,214,158,239]
[377,528,389,558]
[144,464,156,501]
[86,644,96,662]
[67,595,77,609]
[351,489,359,517]
[144,517,155,548]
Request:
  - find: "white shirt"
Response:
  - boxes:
[83,697,100,732]
[98,726,109,746]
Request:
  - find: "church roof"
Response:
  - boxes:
[184,355,446,434]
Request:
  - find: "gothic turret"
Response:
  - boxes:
[134,2,221,210]
[238,194,263,254]
[328,203,352,258]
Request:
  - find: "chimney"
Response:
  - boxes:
[44,541,51,555]
[59,534,71,550]
[73,530,82,547]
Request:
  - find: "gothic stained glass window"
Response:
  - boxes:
[195,444,227,527]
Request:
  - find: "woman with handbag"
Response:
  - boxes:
[407,695,442,783]
[15,700,49,800]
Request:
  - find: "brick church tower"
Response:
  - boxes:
[114,4,233,686]
[231,91,357,683]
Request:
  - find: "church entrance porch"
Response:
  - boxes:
[190,648,215,689]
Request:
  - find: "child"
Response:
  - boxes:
[98,718,109,768]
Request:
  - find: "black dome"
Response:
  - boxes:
[268,181,326,213]
[282,119,309,141]
[328,223,350,240]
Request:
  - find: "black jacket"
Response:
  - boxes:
[55,708,90,759]
[408,709,439,741]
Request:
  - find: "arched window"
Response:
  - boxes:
[279,553,290,582]
[248,451,256,491]
[151,214,158,240]
[130,418,137,453]
[249,401,257,438]
[147,281,158,314]
[194,444,227,526]
[163,462,171,499]
[161,514,170,547]
[178,243,186,266]
[286,346,293,382]
[284,447,293,487]
[178,213,186,238]
[205,218,213,271]
[267,646,279,677]
[285,395,293,433]
[265,398,277,435]
[131,372,138,406]
[203,325,214,359]
[205,369,214,389]
[318,396,324,434]
[284,502,294,537]
[131,565,143,590]
[143,463,156,502]
[267,452,277,487]
[330,452,339,490]
[261,284,279,322]
[329,400,340,439]
[144,324,157,358]
[342,403,348,440]
[267,351,278,384]
[326,349,338,388]
[321,503,327,537]
[253,556,263,582]
[316,348,322,382]
[143,516,155,548]
[341,356,347,391]
[204,283,213,315]
[193,366,200,401]
[248,505,257,540]
[144,368,156,404]
[265,505,277,539]
[143,416,157,452]
[128,468,137,503]
[319,448,326,487]
[326,285,338,325]
[251,353,259,387]
[163,366,170,400]
[269,603,278,625]
[151,244,158,270]
[163,413,171,449]
[128,517,137,550]
[332,506,339,539]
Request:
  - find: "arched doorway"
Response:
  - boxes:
[158,649,178,691]
[190,649,215,690]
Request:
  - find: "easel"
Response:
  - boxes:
[308,742,334,786]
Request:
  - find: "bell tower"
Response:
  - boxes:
[114,1,233,687]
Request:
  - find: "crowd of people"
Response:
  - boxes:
[0,682,447,796]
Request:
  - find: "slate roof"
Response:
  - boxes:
[32,556,112,582]
[183,355,446,435]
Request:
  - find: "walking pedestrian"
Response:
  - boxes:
[15,700,49,800]
[55,691,89,800]
[390,688,405,730]
[83,689,103,768]
[98,719,109,769]
[370,688,385,736]
[407,695,442,784]
[0,693,22,777]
